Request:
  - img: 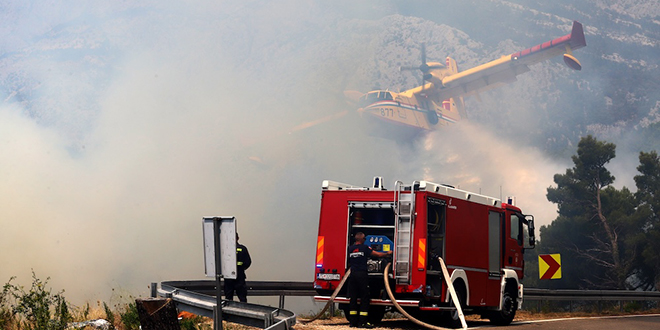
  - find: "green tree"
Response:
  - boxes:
[634,151,660,289]
[544,135,638,289]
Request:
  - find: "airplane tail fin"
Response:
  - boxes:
[568,21,587,50]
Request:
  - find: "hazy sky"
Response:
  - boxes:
[0,0,631,312]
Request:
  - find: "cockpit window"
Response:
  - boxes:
[379,91,393,100]
[358,91,393,108]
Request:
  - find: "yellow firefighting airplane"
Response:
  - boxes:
[342,21,587,139]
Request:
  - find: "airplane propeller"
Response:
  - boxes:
[399,43,441,125]
[399,43,444,87]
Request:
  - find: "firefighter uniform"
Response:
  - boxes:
[347,243,373,328]
[224,243,252,302]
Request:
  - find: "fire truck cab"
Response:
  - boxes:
[313,178,535,326]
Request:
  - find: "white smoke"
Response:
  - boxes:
[0,0,587,313]
[415,122,564,227]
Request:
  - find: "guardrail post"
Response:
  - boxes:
[329,302,335,317]
[151,282,158,298]
[279,295,285,309]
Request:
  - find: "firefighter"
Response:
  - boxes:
[347,232,392,328]
[224,233,252,302]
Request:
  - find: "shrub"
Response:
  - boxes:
[3,271,72,330]
[103,301,116,329]
[180,314,205,330]
[1,278,17,329]
[119,302,140,330]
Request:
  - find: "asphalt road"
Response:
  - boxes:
[470,314,660,329]
[297,314,660,330]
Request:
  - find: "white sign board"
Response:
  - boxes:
[202,216,237,279]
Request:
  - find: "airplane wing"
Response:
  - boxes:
[408,21,587,102]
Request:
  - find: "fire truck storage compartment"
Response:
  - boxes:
[348,201,395,275]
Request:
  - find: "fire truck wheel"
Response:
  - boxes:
[367,306,385,324]
[339,304,351,322]
[488,288,517,326]
[443,285,466,329]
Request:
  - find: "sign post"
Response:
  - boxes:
[203,217,237,330]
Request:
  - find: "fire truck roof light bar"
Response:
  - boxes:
[322,180,362,190]
[322,179,502,207]
[419,181,501,207]
[322,180,386,191]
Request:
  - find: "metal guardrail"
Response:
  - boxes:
[156,281,298,330]
[523,288,660,312]
[160,280,317,309]
[156,280,660,326]
[524,288,660,301]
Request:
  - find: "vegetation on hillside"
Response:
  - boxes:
[523,135,660,291]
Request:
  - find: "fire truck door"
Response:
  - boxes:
[486,211,503,306]
[488,211,501,276]
[505,213,524,272]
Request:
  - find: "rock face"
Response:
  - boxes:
[1,0,658,154]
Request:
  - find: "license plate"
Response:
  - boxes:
[316,273,341,281]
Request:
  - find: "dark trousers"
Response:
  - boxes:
[224,278,248,302]
[348,271,370,325]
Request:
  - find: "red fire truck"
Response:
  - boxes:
[313,177,535,326]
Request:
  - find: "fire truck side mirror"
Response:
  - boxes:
[525,216,536,249]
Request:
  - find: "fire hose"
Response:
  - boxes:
[301,257,467,330]
[383,259,467,330]
[299,268,352,323]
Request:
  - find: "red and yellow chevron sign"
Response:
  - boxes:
[539,254,561,280]
[418,238,426,269]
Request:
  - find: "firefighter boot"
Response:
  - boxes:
[349,311,359,327]
[359,312,374,329]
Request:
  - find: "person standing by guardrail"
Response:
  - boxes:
[225,233,252,302]
[347,232,392,328]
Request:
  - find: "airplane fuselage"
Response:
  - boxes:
[356,89,461,138]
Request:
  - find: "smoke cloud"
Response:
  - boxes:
[0,0,605,312]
